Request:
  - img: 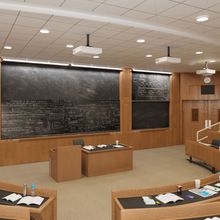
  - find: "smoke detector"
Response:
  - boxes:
[196,61,216,76]
[73,34,102,57]
[155,46,181,64]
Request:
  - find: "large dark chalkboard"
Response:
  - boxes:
[1,62,120,139]
[132,73,169,101]
[132,72,170,130]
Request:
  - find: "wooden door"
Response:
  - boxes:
[183,101,208,142]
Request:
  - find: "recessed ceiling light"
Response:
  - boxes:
[209,60,216,63]
[195,51,203,55]
[66,44,74,48]
[93,55,100,59]
[136,39,145,43]
[196,15,209,22]
[40,28,50,34]
[145,54,153,58]
[4,45,12,50]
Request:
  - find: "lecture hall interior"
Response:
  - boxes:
[0,0,220,220]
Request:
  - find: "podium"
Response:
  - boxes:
[49,145,81,182]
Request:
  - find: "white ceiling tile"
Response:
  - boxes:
[0,13,17,24]
[19,12,51,20]
[48,16,81,24]
[169,20,193,29]
[26,0,64,6]
[146,15,175,25]
[184,0,220,9]
[160,4,201,19]
[93,4,128,16]
[11,25,40,34]
[92,29,121,38]
[0,23,13,31]
[44,21,73,31]
[77,20,105,28]
[15,16,48,28]
[121,10,154,21]
[104,0,146,9]
[89,0,105,2]
[61,0,100,11]
[170,0,187,2]
[124,27,151,35]
[111,32,140,41]
[204,17,220,28]
[69,25,99,35]
[134,0,178,14]
[182,9,220,23]
[186,24,214,34]
[0,9,19,15]
[59,33,84,41]
[208,3,220,12]
[100,23,129,32]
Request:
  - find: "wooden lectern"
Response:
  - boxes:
[49,145,81,182]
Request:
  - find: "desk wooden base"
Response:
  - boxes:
[82,146,133,177]
[0,182,57,220]
[112,174,220,220]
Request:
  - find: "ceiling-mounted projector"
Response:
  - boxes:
[196,62,216,76]
[73,34,102,57]
[155,46,181,64]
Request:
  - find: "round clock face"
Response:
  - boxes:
[204,76,211,84]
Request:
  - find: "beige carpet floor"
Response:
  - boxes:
[0,145,211,220]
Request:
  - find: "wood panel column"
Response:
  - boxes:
[0,57,2,139]
[120,68,132,138]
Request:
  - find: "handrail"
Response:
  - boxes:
[210,121,220,130]
[197,121,220,143]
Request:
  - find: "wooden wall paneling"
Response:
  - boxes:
[208,100,220,126]
[181,72,220,101]
[0,58,2,139]
[182,101,208,142]
[120,68,132,133]
[169,73,181,145]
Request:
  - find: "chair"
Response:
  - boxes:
[49,145,81,182]
[73,139,85,146]
[0,205,29,220]
[211,139,220,149]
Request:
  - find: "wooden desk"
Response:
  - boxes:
[82,145,133,177]
[0,182,57,220]
[112,174,220,220]
[0,205,29,220]
[185,140,220,172]
[160,201,220,220]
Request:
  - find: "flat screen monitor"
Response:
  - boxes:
[201,85,215,95]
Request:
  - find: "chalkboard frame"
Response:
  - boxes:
[132,71,170,130]
[1,61,120,139]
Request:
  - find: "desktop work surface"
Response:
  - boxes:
[0,181,57,220]
[82,144,133,177]
[112,174,220,220]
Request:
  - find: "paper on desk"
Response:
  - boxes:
[113,144,124,148]
[155,193,183,204]
[17,196,44,205]
[96,144,107,148]
[83,145,95,150]
[204,217,220,220]
[3,193,22,202]
[142,196,156,205]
